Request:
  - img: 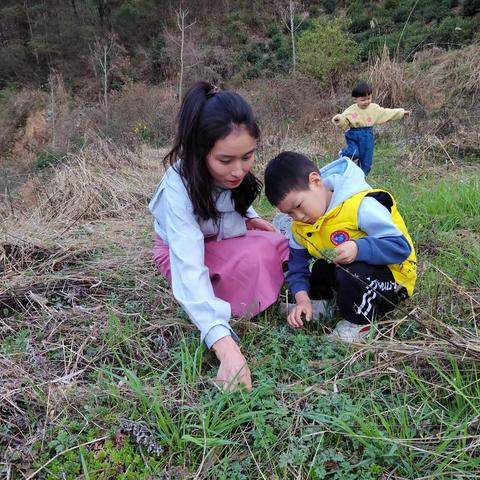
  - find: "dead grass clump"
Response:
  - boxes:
[461,43,480,95]
[403,44,480,158]
[411,43,480,112]
[412,45,446,64]
[245,74,323,138]
[368,44,406,107]
[21,139,164,223]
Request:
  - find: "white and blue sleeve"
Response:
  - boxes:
[159,183,236,348]
[356,196,411,264]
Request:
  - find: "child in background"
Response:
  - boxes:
[332,81,411,175]
[265,152,416,342]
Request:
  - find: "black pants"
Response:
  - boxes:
[309,260,408,325]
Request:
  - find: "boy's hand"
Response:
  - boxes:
[404,110,412,117]
[334,240,358,264]
[288,291,312,328]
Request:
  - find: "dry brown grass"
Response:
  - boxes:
[244,73,359,162]
[463,44,480,95]
[368,44,406,107]
[7,139,166,226]
[410,43,480,111]
[1,139,183,468]
[104,82,178,146]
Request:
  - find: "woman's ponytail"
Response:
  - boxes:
[164,81,214,169]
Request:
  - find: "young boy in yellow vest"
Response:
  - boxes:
[332,81,411,175]
[265,152,416,342]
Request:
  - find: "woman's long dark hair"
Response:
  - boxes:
[164,81,262,221]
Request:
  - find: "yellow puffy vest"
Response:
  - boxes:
[292,189,417,296]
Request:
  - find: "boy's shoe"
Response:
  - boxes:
[273,213,293,239]
[312,299,334,320]
[280,299,333,320]
[326,320,370,343]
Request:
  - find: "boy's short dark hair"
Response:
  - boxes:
[352,81,372,98]
[264,151,319,206]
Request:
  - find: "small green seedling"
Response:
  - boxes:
[319,248,337,263]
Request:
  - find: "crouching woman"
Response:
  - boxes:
[149,82,288,391]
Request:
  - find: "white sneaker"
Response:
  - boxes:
[312,299,334,320]
[273,213,293,239]
[326,320,370,343]
[280,299,333,320]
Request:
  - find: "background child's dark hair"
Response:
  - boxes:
[352,81,372,98]
[264,151,319,206]
[164,81,262,220]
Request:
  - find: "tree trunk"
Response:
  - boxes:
[103,44,108,128]
[23,0,39,64]
[177,9,189,101]
[290,0,296,73]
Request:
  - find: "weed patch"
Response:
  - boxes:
[1,135,479,478]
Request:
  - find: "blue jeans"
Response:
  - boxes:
[340,127,374,175]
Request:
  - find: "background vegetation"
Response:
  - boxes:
[1,0,479,478]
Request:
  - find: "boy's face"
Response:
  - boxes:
[276,172,332,224]
[354,94,372,109]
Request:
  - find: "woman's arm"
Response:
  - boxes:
[162,184,233,347]
[151,176,252,390]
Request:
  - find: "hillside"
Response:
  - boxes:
[1,2,480,478]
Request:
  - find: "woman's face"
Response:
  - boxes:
[206,126,257,189]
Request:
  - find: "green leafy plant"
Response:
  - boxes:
[33,150,66,170]
[297,17,360,81]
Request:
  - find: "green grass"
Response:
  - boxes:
[27,316,480,478]
[2,140,480,479]
[253,190,277,218]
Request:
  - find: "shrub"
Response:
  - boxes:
[346,0,479,60]
[150,35,167,81]
[99,82,177,147]
[236,33,291,81]
[431,16,480,46]
[463,0,480,16]
[297,17,360,81]
[33,150,66,171]
[0,40,34,86]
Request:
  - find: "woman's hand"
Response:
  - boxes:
[211,336,252,392]
[246,217,276,232]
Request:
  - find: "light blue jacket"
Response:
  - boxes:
[148,165,258,347]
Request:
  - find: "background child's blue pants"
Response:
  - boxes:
[340,126,374,175]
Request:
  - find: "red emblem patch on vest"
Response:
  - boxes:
[330,230,350,245]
